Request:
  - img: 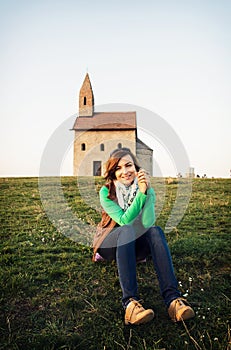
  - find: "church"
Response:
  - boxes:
[72,73,153,176]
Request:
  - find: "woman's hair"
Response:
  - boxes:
[104,147,140,182]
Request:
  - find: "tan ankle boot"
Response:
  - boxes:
[125,299,154,325]
[168,298,195,322]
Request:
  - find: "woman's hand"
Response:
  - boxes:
[136,169,150,194]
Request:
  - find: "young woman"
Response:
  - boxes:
[93,148,195,325]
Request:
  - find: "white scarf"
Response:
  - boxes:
[114,177,139,210]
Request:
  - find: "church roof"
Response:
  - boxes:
[136,138,153,151]
[72,111,136,131]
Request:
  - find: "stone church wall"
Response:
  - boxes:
[136,146,153,176]
[73,129,136,176]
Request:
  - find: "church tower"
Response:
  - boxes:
[79,73,94,117]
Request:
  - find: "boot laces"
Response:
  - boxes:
[129,299,144,309]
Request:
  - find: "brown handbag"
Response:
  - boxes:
[92,182,117,261]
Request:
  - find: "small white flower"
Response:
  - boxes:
[214,337,218,341]
[188,277,193,282]
[41,237,45,242]
[183,293,188,297]
[202,316,205,319]
[201,288,204,292]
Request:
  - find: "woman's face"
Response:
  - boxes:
[114,154,137,186]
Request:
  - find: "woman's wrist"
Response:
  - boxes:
[139,184,148,194]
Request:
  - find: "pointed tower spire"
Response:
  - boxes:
[79,73,94,117]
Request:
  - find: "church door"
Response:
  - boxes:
[93,161,102,176]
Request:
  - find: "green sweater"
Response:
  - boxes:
[99,186,156,228]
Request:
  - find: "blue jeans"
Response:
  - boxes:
[98,225,181,308]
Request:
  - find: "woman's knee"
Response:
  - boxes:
[147,225,166,243]
[100,225,135,249]
[117,225,136,246]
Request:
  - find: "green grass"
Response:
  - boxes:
[0,177,230,350]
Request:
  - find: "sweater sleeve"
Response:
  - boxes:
[141,187,156,228]
[99,186,147,226]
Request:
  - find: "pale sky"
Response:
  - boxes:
[1,0,231,178]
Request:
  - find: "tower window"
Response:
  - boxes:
[83,97,87,105]
[118,143,122,149]
[100,143,104,151]
[81,143,86,151]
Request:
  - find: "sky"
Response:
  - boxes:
[1,0,231,178]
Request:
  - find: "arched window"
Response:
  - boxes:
[83,97,87,105]
[118,143,122,149]
[100,143,104,151]
[81,143,86,151]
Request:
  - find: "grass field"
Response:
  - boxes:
[0,177,230,350]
